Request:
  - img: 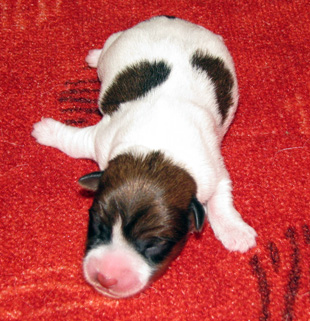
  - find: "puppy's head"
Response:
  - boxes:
[79,151,205,298]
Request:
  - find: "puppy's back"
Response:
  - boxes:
[97,16,238,134]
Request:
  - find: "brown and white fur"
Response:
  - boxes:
[32,16,257,299]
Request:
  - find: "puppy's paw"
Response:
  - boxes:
[214,219,257,253]
[32,118,60,147]
[85,49,102,68]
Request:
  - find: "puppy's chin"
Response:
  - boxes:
[92,280,148,299]
[149,236,189,283]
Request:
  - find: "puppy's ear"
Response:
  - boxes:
[189,197,205,232]
[78,171,104,191]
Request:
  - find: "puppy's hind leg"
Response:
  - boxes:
[85,49,102,68]
[85,31,123,68]
[32,118,97,161]
[207,175,257,253]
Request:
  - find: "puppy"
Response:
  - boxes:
[32,16,257,299]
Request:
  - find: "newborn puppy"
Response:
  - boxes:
[32,16,257,299]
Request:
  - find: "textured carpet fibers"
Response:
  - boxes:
[1,1,310,320]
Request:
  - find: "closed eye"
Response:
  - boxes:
[135,238,174,264]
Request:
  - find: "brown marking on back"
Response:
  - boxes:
[100,61,171,115]
[191,50,234,123]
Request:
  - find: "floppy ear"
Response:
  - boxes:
[78,171,104,191]
[189,197,205,232]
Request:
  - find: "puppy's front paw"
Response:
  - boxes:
[85,49,102,68]
[213,219,257,253]
[32,118,60,147]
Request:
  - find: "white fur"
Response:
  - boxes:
[83,220,152,298]
[32,17,256,255]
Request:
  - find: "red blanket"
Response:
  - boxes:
[1,1,309,320]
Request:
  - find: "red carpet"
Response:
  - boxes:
[1,1,310,320]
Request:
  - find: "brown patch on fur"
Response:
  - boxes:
[100,61,171,115]
[191,50,234,123]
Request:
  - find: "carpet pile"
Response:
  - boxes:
[1,1,309,320]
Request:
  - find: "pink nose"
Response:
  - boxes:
[97,273,118,288]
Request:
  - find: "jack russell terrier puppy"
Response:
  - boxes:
[32,16,257,299]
